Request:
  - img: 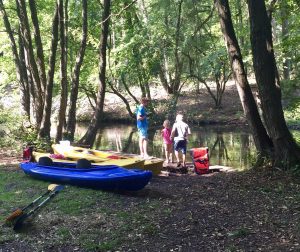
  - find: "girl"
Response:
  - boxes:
[161,120,173,163]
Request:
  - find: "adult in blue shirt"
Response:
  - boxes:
[137,97,150,159]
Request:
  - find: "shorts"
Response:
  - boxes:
[138,127,148,139]
[174,140,187,154]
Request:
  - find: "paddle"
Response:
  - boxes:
[13,184,64,231]
[5,184,60,224]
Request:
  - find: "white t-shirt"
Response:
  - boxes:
[172,121,191,141]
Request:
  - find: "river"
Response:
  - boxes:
[69,123,257,170]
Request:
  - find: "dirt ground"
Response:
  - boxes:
[1,152,300,251]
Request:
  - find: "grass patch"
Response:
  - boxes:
[0,165,165,251]
[228,228,252,238]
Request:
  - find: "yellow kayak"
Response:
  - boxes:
[79,148,164,175]
[52,144,145,169]
[33,151,145,170]
[51,144,163,175]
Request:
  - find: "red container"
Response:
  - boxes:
[190,147,209,174]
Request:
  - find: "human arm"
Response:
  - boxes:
[170,124,177,139]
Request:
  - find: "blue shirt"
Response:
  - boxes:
[136,105,148,129]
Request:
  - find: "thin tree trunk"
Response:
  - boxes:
[65,0,88,141]
[28,0,47,92]
[172,0,183,94]
[247,0,300,167]
[108,81,136,119]
[79,0,111,145]
[18,28,31,118]
[56,0,68,143]
[16,0,43,127]
[39,3,59,139]
[215,0,273,157]
[280,1,290,80]
[0,0,30,118]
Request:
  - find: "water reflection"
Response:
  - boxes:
[73,123,256,170]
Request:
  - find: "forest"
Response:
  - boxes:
[0,0,300,167]
[0,0,300,251]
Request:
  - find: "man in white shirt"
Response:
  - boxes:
[171,113,191,168]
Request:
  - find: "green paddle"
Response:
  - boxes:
[5,184,61,224]
[13,184,64,231]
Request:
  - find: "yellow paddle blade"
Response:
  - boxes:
[48,184,60,191]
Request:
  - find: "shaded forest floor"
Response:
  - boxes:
[1,155,300,251]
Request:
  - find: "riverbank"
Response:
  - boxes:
[99,82,247,127]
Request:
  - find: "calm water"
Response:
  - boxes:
[73,123,256,170]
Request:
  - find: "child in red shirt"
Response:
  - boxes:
[161,120,173,163]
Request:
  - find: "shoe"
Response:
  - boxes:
[176,162,181,167]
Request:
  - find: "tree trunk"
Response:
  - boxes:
[39,3,59,139]
[215,0,273,157]
[280,1,290,80]
[16,0,44,127]
[79,0,111,146]
[65,0,88,141]
[18,28,31,118]
[28,0,47,92]
[172,0,183,94]
[247,0,300,167]
[55,0,68,143]
[0,0,30,118]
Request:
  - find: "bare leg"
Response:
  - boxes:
[164,144,168,162]
[142,138,149,158]
[167,144,173,163]
[182,153,186,167]
[175,150,180,166]
[139,137,144,157]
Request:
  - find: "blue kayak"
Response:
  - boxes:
[20,162,152,191]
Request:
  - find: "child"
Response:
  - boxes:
[136,97,150,159]
[161,120,173,163]
[171,113,191,168]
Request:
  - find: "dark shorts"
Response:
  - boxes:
[174,140,187,154]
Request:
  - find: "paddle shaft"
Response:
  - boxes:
[13,186,63,230]
[22,189,51,212]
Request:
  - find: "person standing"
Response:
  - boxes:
[136,97,150,159]
[171,112,191,167]
[161,119,173,163]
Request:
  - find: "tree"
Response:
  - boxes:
[55,0,68,143]
[64,0,88,141]
[79,0,111,145]
[38,3,59,139]
[215,0,273,157]
[28,0,47,92]
[0,0,30,118]
[16,0,44,127]
[247,0,300,167]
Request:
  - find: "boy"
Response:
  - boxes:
[136,97,150,159]
[171,113,191,167]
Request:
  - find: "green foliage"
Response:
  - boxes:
[228,227,251,238]
[0,109,50,151]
